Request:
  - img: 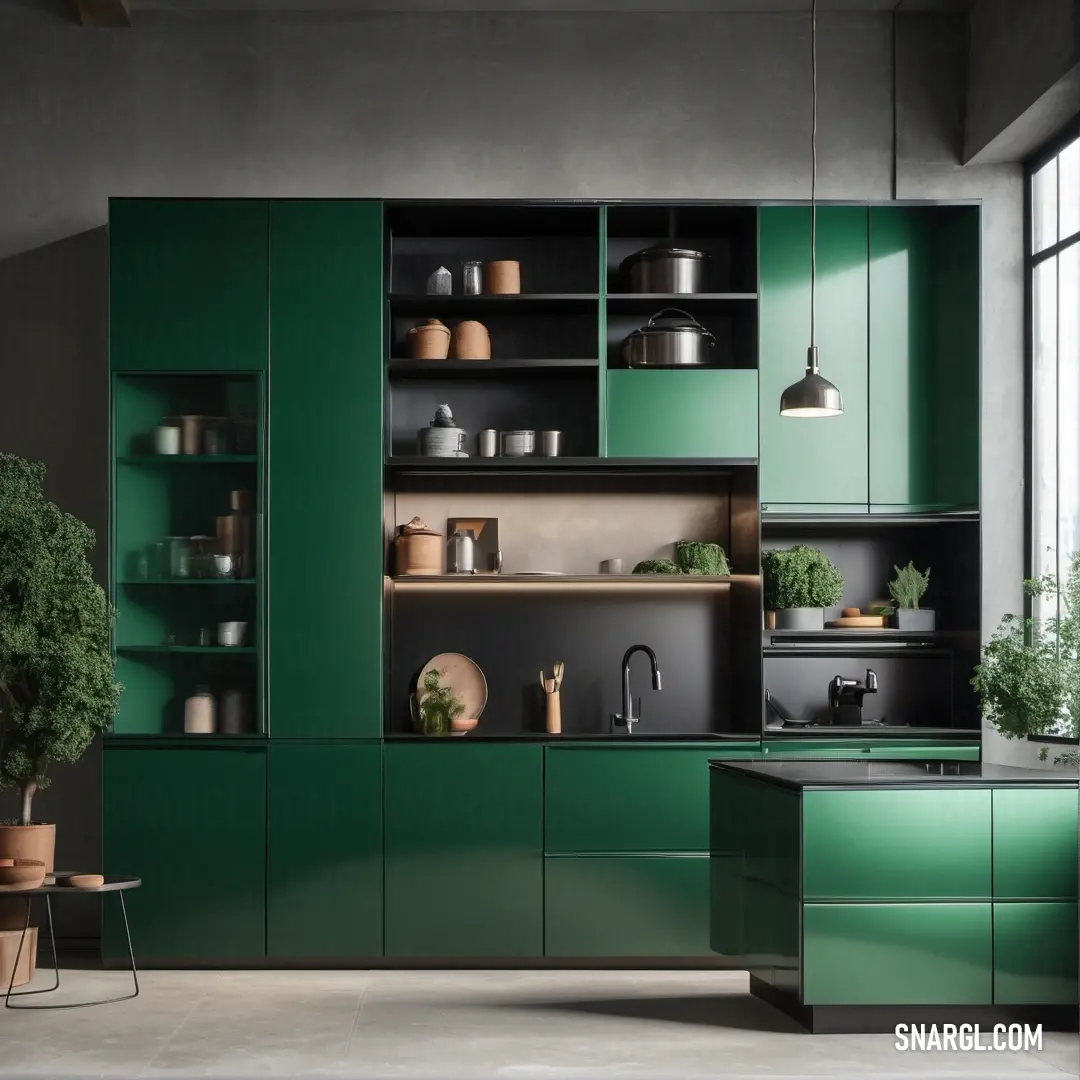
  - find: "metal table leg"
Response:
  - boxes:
[5,892,138,1009]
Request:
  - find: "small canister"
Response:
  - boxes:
[153,424,181,455]
[478,429,497,457]
[446,530,476,574]
[426,266,452,295]
[484,260,521,295]
[450,320,491,360]
[393,517,443,576]
[463,261,483,296]
[167,536,192,578]
[408,319,452,360]
[540,430,563,457]
[500,430,535,457]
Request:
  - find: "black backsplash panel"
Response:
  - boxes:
[390,590,731,736]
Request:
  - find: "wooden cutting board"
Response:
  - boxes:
[826,615,887,628]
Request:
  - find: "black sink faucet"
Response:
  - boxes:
[612,645,662,734]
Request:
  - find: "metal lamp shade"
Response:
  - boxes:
[780,371,843,417]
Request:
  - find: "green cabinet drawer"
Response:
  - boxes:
[605,369,758,459]
[109,199,269,372]
[994,902,1078,1005]
[803,903,993,1005]
[102,746,267,961]
[760,739,979,761]
[546,747,757,854]
[802,788,991,900]
[384,744,543,957]
[267,742,382,959]
[758,206,869,506]
[268,201,384,739]
[992,787,1079,900]
[545,855,711,957]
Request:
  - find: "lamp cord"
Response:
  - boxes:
[809,0,818,366]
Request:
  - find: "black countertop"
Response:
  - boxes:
[709,758,1079,790]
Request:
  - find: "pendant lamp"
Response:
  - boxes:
[780,0,843,418]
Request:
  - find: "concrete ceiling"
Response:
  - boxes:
[129,0,975,12]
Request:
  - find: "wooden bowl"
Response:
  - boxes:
[64,874,105,890]
[451,716,479,736]
[0,859,46,892]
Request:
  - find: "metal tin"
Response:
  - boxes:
[621,247,709,294]
[478,429,498,457]
[540,430,563,457]
[621,308,717,368]
[446,530,476,574]
[463,261,483,296]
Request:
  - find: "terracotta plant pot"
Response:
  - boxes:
[483,260,521,295]
[0,859,46,893]
[0,927,38,988]
[450,320,491,360]
[0,823,56,873]
[408,319,451,360]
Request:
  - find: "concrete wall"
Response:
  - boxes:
[0,5,1044,947]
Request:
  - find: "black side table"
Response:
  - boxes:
[4,874,141,1009]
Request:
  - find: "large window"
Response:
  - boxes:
[1030,130,1080,608]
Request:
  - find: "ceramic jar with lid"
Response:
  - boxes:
[450,320,490,360]
[409,319,452,360]
[394,517,443,576]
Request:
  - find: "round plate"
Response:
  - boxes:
[416,653,488,721]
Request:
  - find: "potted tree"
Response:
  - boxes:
[971,552,1080,767]
[888,561,934,630]
[0,455,122,872]
[762,545,845,630]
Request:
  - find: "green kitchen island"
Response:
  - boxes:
[710,759,1079,1033]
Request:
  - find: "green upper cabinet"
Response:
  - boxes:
[605,370,758,459]
[102,745,267,961]
[268,201,384,739]
[383,744,544,958]
[868,207,979,510]
[759,207,869,508]
[109,200,269,372]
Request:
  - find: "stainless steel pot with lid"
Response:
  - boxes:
[622,308,717,368]
[620,247,710,294]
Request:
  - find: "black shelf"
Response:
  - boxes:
[387,358,598,379]
[386,456,755,473]
[389,574,733,586]
[389,294,599,315]
[606,293,757,308]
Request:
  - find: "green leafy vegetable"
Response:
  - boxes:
[889,561,931,610]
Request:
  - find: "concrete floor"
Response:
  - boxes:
[0,969,1075,1079]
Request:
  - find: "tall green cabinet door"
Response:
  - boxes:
[758,207,869,507]
[102,746,267,961]
[109,199,269,372]
[384,744,544,957]
[268,202,383,739]
[267,742,382,958]
[869,206,980,509]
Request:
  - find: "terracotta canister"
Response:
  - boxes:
[394,517,443,576]
[484,260,521,295]
[450,320,491,360]
[0,823,56,874]
[408,319,452,360]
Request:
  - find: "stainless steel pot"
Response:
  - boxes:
[621,308,717,368]
[621,247,709,294]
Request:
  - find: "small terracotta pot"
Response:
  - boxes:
[0,823,56,874]
[484,261,521,295]
[408,319,451,360]
[394,530,443,576]
[0,927,38,988]
[451,320,491,360]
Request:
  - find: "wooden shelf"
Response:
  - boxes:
[389,294,599,315]
[116,645,257,655]
[117,454,257,465]
[387,358,598,378]
[389,574,733,586]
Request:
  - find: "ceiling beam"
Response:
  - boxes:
[68,0,131,27]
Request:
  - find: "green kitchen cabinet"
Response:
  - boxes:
[760,739,980,761]
[868,207,979,509]
[109,199,269,372]
[102,745,267,961]
[545,855,712,956]
[802,788,991,901]
[993,902,1079,1004]
[605,370,758,459]
[267,742,382,959]
[268,201,384,739]
[992,787,1079,900]
[758,207,869,508]
[384,744,543,957]
[802,902,993,1005]
[545,746,758,854]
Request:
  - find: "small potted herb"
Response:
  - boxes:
[971,553,1080,765]
[762,545,845,630]
[410,668,465,736]
[888,561,934,630]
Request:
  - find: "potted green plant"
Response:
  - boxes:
[971,552,1080,766]
[410,667,465,736]
[888,561,934,630]
[0,455,122,871]
[762,545,845,630]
